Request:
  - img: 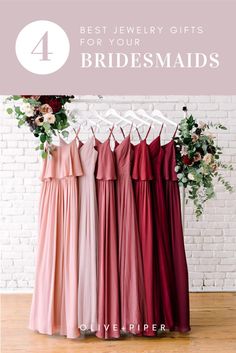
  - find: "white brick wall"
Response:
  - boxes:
[0,95,236,292]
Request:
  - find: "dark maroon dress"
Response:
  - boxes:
[162,139,190,332]
[149,135,175,330]
[132,128,158,337]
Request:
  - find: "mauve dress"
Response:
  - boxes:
[162,139,190,332]
[115,134,144,334]
[77,136,98,332]
[149,135,175,330]
[95,135,120,339]
[132,133,157,336]
[29,137,83,339]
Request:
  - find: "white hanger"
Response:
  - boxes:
[136,109,164,126]
[104,108,131,126]
[124,110,150,127]
[90,108,116,127]
[152,109,177,126]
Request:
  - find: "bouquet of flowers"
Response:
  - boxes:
[5,95,74,158]
[175,111,233,218]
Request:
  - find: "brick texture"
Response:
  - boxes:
[0,95,236,292]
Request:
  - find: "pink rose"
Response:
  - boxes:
[39,104,53,114]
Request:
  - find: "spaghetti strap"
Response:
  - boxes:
[129,122,133,135]
[173,124,178,138]
[74,126,81,141]
[159,123,164,136]
[136,127,142,141]
[145,123,152,140]
[108,125,115,139]
[120,127,126,139]
[91,126,96,137]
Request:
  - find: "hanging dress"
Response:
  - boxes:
[114,127,144,335]
[29,136,83,339]
[77,131,98,332]
[95,128,120,339]
[132,126,157,337]
[162,129,190,332]
[149,125,175,330]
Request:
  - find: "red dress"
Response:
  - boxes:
[132,128,157,336]
[149,134,175,330]
[95,131,120,339]
[114,132,144,335]
[162,139,190,332]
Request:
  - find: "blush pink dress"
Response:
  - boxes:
[77,136,98,332]
[95,130,120,339]
[114,132,144,335]
[29,137,83,339]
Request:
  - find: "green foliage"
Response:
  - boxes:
[175,115,233,219]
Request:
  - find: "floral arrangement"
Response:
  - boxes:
[175,109,233,218]
[5,95,74,158]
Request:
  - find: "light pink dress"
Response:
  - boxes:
[29,137,83,339]
[77,136,98,331]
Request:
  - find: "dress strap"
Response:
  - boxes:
[129,122,133,135]
[109,126,117,142]
[145,123,152,139]
[136,127,142,141]
[120,126,126,139]
[74,126,81,141]
[108,125,115,139]
[159,123,164,136]
[90,126,96,137]
[173,124,179,138]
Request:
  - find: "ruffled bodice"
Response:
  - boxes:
[132,140,153,181]
[40,138,83,181]
[95,139,116,180]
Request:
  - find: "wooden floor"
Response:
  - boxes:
[1,292,236,353]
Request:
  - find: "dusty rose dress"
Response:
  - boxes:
[114,133,144,335]
[29,137,83,339]
[77,136,98,331]
[95,132,120,339]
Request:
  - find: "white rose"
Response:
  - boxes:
[20,102,34,117]
[44,113,56,124]
[188,173,195,181]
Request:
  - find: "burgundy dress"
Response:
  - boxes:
[115,133,144,335]
[162,139,190,332]
[95,133,120,339]
[132,129,157,336]
[149,134,175,330]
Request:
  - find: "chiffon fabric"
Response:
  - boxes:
[162,138,190,332]
[114,130,144,335]
[29,137,83,338]
[132,127,158,337]
[30,125,190,340]
[77,135,98,332]
[149,132,175,330]
[95,129,120,339]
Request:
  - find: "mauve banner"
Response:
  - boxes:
[0,0,235,94]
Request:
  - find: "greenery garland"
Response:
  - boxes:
[174,112,233,218]
[5,95,74,158]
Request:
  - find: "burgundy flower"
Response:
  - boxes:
[182,155,192,165]
[39,96,51,105]
[49,98,62,113]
